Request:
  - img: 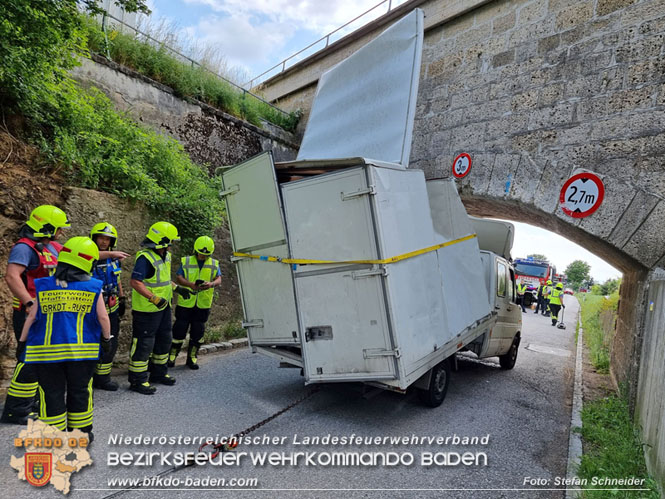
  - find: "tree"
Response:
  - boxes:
[0,0,150,108]
[527,254,548,261]
[565,260,591,290]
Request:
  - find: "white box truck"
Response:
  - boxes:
[220,10,522,406]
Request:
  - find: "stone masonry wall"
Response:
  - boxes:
[72,55,299,170]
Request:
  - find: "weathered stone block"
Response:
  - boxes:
[607,86,657,114]
[493,49,515,68]
[555,2,594,31]
[565,74,601,99]
[626,60,665,88]
[229,338,248,348]
[538,34,561,54]
[486,114,530,140]
[511,129,558,152]
[577,97,609,121]
[581,51,613,75]
[539,82,565,107]
[493,11,516,35]
[511,89,540,111]
[527,102,576,130]
[458,24,492,48]
[622,0,665,28]
[597,0,638,17]
[622,201,665,267]
[487,154,521,197]
[577,173,635,238]
[428,54,463,78]
[615,35,665,63]
[508,17,556,46]
[518,0,548,25]
[609,190,661,247]
[510,153,547,204]
[532,163,578,214]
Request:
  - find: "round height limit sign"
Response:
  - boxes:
[559,172,605,218]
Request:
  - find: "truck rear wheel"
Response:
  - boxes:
[418,358,451,408]
[499,335,520,370]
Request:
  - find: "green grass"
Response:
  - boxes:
[576,293,619,373]
[578,394,660,498]
[82,17,300,131]
[203,319,246,344]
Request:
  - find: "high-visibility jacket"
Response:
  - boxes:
[178,255,219,309]
[550,288,564,305]
[517,283,527,296]
[543,285,552,297]
[132,249,173,313]
[92,258,122,313]
[24,276,103,363]
[11,238,62,310]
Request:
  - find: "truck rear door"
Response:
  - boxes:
[222,152,299,345]
[281,167,398,382]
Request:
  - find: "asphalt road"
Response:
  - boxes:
[2,296,578,499]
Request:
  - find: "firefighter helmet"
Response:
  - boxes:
[556,282,564,289]
[26,205,70,238]
[57,237,99,274]
[194,236,214,256]
[145,222,180,249]
[546,280,553,285]
[90,222,118,249]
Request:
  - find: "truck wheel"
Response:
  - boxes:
[418,358,451,408]
[499,336,520,370]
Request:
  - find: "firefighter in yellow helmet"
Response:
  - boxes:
[2,205,70,425]
[549,282,565,326]
[128,222,191,394]
[168,236,222,370]
[90,223,130,391]
[19,237,111,442]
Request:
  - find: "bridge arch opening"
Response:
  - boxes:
[462,195,649,396]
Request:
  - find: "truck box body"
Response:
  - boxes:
[223,154,494,390]
[221,9,520,395]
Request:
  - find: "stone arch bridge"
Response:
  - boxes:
[257,0,665,486]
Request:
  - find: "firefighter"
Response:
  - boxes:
[516,279,527,313]
[128,222,191,394]
[1,205,70,425]
[549,282,565,326]
[90,223,130,391]
[542,279,553,316]
[18,236,111,442]
[168,236,222,370]
[534,283,544,314]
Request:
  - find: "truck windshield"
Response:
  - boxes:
[515,263,548,278]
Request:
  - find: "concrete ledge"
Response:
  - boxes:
[229,338,249,348]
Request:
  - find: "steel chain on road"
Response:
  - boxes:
[102,386,321,499]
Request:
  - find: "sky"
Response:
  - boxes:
[503,220,622,284]
[140,0,409,83]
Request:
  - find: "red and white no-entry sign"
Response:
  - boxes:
[452,153,472,178]
[559,172,605,218]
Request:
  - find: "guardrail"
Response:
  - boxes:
[244,0,399,89]
[98,10,291,118]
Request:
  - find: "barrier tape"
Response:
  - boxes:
[233,233,477,266]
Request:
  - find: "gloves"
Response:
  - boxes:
[101,336,112,353]
[16,341,26,361]
[117,296,126,318]
[175,286,192,300]
[149,295,168,310]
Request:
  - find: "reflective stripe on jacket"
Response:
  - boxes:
[178,255,218,309]
[131,249,172,313]
[24,276,103,363]
[550,288,564,305]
